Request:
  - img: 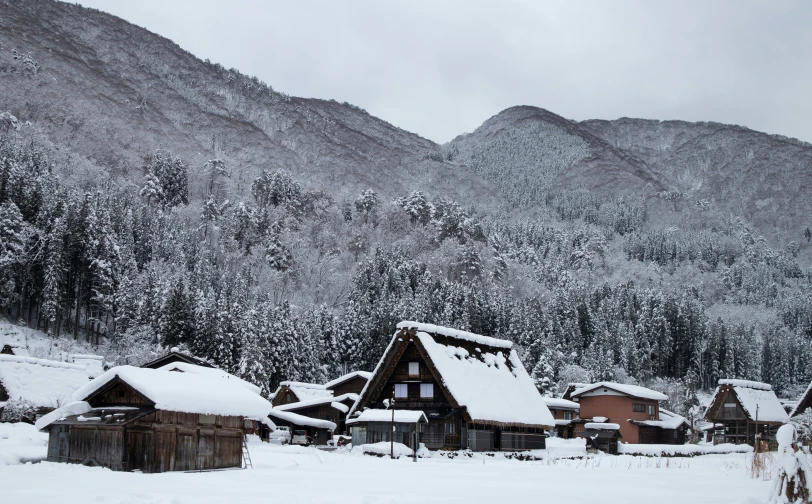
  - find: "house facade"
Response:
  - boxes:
[705,379,789,449]
[348,321,554,451]
[570,382,679,444]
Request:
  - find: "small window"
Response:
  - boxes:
[408,362,419,376]
[394,383,408,398]
[420,383,434,399]
[445,422,456,434]
[724,403,737,408]
[648,405,655,416]
[199,414,216,425]
[632,403,646,413]
[563,411,573,420]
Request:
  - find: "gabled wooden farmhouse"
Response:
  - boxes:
[140,347,215,369]
[38,365,272,472]
[348,321,555,451]
[569,382,675,444]
[0,354,90,420]
[790,381,812,418]
[705,379,789,448]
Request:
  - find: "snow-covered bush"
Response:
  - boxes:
[0,398,37,423]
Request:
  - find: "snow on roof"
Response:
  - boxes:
[275,393,359,412]
[708,379,789,423]
[330,402,349,413]
[543,397,580,410]
[278,381,334,401]
[347,409,428,424]
[267,409,336,430]
[718,379,773,391]
[791,381,812,417]
[397,321,513,350]
[71,366,272,419]
[414,330,554,427]
[35,401,92,430]
[157,362,261,395]
[631,409,688,430]
[0,355,91,408]
[70,354,105,378]
[324,371,372,389]
[584,422,620,430]
[571,382,668,401]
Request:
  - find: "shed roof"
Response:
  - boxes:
[267,409,336,430]
[347,409,428,425]
[0,354,90,408]
[71,366,272,419]
[275,381,334,402]
[275,393,359,412]
[629,408,689,430]
[157,362,261,395]
[705,379,789,423]
[543,397,580,410]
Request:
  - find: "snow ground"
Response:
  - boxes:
[0,432,771,503]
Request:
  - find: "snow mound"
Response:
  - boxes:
[355,441,431,458]
[618,443,753,457]
[0,422,49,465]
[0,354,91,408]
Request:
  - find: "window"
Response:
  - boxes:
[648,405,655,416]
[724,403,737,408]
[199,414,216,425]
[420,383,434,399]
[563,411,573,420]
[632,403,646,413]
[445,422,456,434]
[408,362,419,376]
[394,383,408,398]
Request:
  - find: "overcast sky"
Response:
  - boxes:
[75,0,811,144]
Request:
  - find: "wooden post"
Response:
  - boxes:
[390,389,395,460]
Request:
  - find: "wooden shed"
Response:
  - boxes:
[266,409,336,445]
[582,422,621,455]
[270,381,333,407]
[705,379,789,449]
[324,371,372,397]
[38,365,272,472]
[273,392,359,436]
[347,409,428,447]
[349,321,555,451]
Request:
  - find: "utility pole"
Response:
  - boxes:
[390,388,396,460]
[755,404,759,453]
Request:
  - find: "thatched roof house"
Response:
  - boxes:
[790,381,812,418]
[705,379,789,448]
[349,321,554,451]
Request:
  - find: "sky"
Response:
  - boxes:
[75,0,811,144]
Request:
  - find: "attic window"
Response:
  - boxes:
[724,403,736,408]
[394,384,408,398]
[118,390,125,398]
[408,362,419,376]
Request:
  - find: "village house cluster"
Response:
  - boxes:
[0,322,807,473]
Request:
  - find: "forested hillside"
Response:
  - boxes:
[1,0,811,417]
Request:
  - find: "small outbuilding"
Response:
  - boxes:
[544,397,580,439]
[347,409,428,448]
[273,392,359,435]
[324,371,372,396]
[582,422,621,455]
[38,365,272,472]
[271,381,333,407]
[705,379,789,449]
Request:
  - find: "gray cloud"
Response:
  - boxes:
[76,0,812,143]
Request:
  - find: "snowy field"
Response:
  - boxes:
[0,430,772,504]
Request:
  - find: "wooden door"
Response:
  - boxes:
[197,429,215,470]
[214,431,242,469]
[125,430,154,472]
[154,429,176,473]
[174,430,197,471]
[57,428,69,462]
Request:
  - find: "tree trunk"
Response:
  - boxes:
[74,276,81,341]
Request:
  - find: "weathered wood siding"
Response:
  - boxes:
[93,381,151,406]
[47,412,245,473]
[330,376,368,396]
